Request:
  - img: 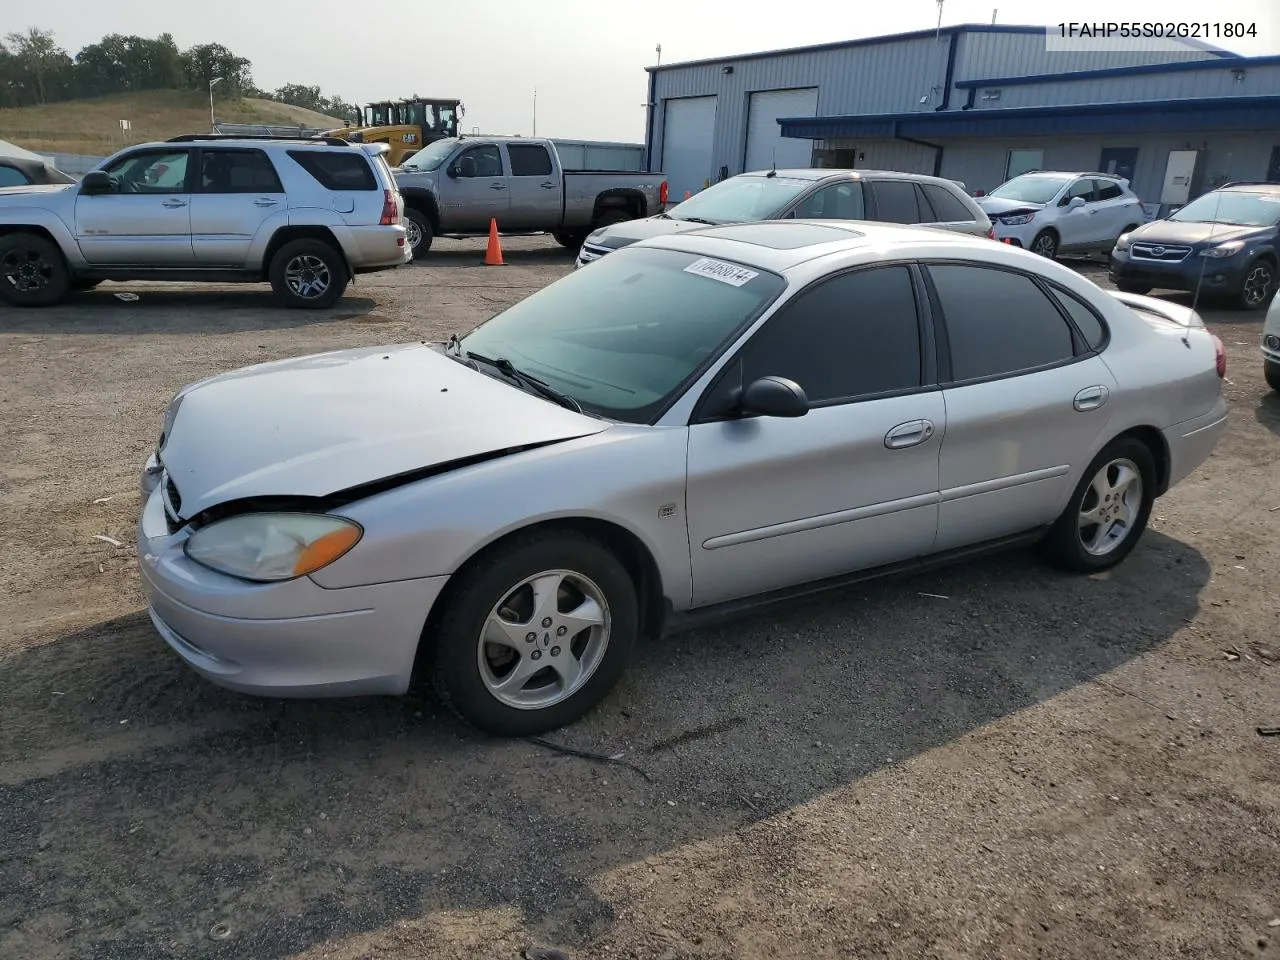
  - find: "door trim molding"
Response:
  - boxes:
[940,464,1069,504]
[702,490,939,551]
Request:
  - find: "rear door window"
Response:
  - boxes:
[199,149,284,193]
[868,180,924,223]
[287,150,377,190]
[508,144,554,177]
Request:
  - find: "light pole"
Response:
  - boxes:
[532,88,537,137]
[209,76,226,133]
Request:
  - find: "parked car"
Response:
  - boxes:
[0,135,410,309]
[1110,181,1280,311]
[0,155,76,188]
[976,171,1145,260]
[575,168,992,267]
[138,220,1227,736]
[393,136,666,258]
[1262,284,1280,392]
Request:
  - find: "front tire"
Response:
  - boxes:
[1237,258,1276,311]
[1030,229,1059,260]
[0,232,70,307]
[1265,360,1280,394]
[404,208,434,258]
[1115,281,1152,295]
[268,238,348,310]
[1042,437,1156,573]
[428,530,640,737]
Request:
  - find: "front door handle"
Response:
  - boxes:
[489,183,507,191]
[884,419,935,450]
[540,182,557,190]
[253,198,279,207]
[1073,385,1110,411]
[161,198,188,208]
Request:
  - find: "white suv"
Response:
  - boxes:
[0,135,411,309]
[976,171,1146,260]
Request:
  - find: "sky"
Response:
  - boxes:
[14,0,1280,143]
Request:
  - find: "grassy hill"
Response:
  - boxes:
[0,90,342,156]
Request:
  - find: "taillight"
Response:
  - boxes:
[987,225,996,240]
[1211,334,1226,378]
[379,189,398,226]
[659,180,669,206]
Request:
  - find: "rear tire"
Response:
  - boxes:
[268,238,348,310]
[428,530,640,737]
[1041,436,1156,573]
[405,207,434,258]
[0,232,70,307]
[552,230,586,250]
[1030,229,1059,260]
[1265,360,1280,394]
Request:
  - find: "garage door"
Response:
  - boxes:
[661,96,717,199]
[744,87,818,173]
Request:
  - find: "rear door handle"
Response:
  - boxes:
[253,198,279,207]
[489,183,507,191]
[540,182,557,190]
[884,419,935,450]
[161,198,187,208]
[1073,385,1110,411]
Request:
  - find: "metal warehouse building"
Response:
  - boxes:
[644,24,1280,213]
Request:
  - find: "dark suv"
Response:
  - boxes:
[1109,182,1280,310]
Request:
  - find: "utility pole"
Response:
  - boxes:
[533,88,537,137]
[209,76,226,134]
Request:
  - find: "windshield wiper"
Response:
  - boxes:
[462,349,583,414]
[679,216,719,225]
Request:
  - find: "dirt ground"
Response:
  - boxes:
[2,236,1278,960]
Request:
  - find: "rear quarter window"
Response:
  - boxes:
[920,183,976,222]
[1048,286,1109,351]
[286,150,377,191]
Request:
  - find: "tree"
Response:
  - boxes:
[4,27,73,104]
[180,42,252,95]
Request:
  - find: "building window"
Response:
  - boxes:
[813,147,859,169]
[1005,149,1044,181]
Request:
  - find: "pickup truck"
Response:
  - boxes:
[392,135,666,258]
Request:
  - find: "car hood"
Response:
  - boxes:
[975,196,1046,217]
[591,214,714,248]
[159,343,608,519]
[0,182,75,199]
[1125,220,1270,246]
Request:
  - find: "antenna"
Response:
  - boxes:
[655,43,663,66]
[991,8,998,24]
[1190,154,1230,319]
[532,88,537,138]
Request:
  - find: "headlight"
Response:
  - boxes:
[157,393,185,455]
[1198,240,1246,259]
[998,213,1035,225]
[1115,232,1133,251]
[184,513,363,582]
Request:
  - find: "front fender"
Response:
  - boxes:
[0,206,86,269]
[311,426,695,610]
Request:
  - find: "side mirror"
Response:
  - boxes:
[1066,195,1086,210]
[80,170,113,195]
[737,376,809,418]
[452,156,476,179]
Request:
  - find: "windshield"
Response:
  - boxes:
[989,174,1072,205]
[1170,191,1280,227]
[401,138,459,171]
[665,176,811,224]
[458,247,786,423]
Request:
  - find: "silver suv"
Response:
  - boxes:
[576,168,993,267]
[0,135,411,309]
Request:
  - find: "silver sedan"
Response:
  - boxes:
[138,220,1229,736]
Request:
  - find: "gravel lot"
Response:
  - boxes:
[2,235,1278,960]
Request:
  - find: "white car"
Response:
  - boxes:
[1263,291,1280,392]
[977,172,1146,260]
[137,220,1228,737]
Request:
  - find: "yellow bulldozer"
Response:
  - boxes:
[324,97,464,166]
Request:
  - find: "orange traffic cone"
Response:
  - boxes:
[483,218,505,265]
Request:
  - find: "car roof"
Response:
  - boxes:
[636,219,986,272]
[1219,182,1280,194]
[1008,170,1124,181]
[130,138,354,151]
[736,168,963,187]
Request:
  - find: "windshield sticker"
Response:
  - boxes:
[683,257,759,287]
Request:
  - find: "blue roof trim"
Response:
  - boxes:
[956,51,1274,88]
[645,23,1046,73]
[778,95,1280,140]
